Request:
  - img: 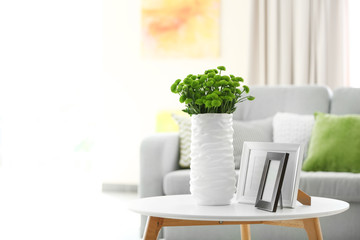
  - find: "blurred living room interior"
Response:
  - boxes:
[0,0,359,239]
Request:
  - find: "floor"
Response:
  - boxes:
[0,169,140,240]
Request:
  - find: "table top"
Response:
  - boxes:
[129,194,349,221]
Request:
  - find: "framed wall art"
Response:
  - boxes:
[235,142,304,208]
[141,0,220,58]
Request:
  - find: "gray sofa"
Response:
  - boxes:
[139,86,360,240]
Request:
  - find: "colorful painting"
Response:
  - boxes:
[141,0,220,58]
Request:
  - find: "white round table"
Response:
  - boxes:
[130,194,349,240]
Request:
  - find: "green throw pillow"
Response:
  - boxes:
[302,112,360,173]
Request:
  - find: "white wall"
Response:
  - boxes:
[0,1,103,174]
[103,0,250,184]
[0,0,250,185]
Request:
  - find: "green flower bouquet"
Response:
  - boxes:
[171,66,255,115]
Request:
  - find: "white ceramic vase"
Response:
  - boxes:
[190,113,236,205]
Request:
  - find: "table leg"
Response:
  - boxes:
[303,218,323,240]
[240,224,251,240]
[144,216,163,240]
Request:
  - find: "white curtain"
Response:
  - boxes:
[247,0,348,89]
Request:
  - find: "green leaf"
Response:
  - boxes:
[247,96,255,101]
[217,66,226,71]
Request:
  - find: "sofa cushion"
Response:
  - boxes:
[299,171,360,202]
[163,170,191,195]
[164,170,360,203]
[273,112,314,160]
[331,88,360,115]
[302,113,360,173]
[233,86,331,121]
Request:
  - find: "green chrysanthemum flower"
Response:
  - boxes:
[191,81,200,88]
[195,99,203,105]
[221,75,230,81]
[185,98,193,104]
[219,80,228,86]
[206,80,214,87]
[170,66,254,115]
[183,78,193,85]
[243,85,250,93]
[176,84,183,92]
[235,77,244,82]
[211,100,222,107]
[208,72,215,78]
[205,100,212,108]
[179,95,186,103]
[171,84,177,93]
[214,75,221,81]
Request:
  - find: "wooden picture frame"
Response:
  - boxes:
[255,152,289,212]
[235,142,304,208]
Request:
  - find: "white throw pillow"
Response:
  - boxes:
[273,112,314,160]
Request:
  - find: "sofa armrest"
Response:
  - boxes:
[139,132,180,198]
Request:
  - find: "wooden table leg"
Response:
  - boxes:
[142,217,322,240]
[303,218,323,240]
[144,216,163,240]
[241,224,251,240]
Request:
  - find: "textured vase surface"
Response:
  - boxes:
[190,113,236,205]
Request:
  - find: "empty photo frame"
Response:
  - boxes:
[236,142,304,208]
[255,152,289,212]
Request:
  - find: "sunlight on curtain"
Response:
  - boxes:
[349,0,360,87]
